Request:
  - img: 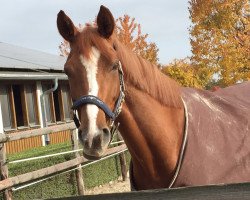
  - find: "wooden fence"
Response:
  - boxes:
[0,123,128,199]
[5,135,43,154]
[54,182,250,200]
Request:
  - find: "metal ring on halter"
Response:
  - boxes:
[71,61,125,137]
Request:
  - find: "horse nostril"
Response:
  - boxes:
[102,128,111,144]
[103,128,110,137]
[94,134,103,147]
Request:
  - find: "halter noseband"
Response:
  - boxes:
[71,61,125,138]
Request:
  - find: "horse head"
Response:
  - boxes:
[57,6,123,159]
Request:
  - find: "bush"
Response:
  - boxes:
[1,142,130,199]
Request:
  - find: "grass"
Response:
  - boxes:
[1,142,130,199]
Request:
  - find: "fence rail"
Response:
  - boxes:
[0,123,75,143]
[0,124,128,200]
[0,144,126,191]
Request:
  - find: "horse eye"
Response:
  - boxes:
[113,43,116,51]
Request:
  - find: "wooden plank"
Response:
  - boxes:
[53,182,250,200]
[58,86,65,122]
[50,87,56,123]
[117,133,127,181]
[5,136,43,154]
[9,85,17,129]
[71,129,84,195]
[50,130,71,144]
[0,122,75,143]
[0,144,12,199]
[21,85,28,126]
[0,144,127,191]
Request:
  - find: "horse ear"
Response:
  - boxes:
[57,10,77,42]
[97,5,115,38]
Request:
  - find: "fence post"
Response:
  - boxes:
[0,144,12,200]
[0,93,12,198]
[71,129,85,195]
[117,133,127,181]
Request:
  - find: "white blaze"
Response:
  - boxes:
[79,47,100,139]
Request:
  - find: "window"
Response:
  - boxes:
[25,85,39,126]
[61,85,72,121]
[42,84,55,124]
[0,85,13,130]
[13,85,26,127]
[42,82,72,124]
[53,89,62,122]
[0,83,39,131]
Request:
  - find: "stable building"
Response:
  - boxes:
[0,42,73,153]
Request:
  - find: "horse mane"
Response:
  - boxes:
[80,26,182,108]
[116,40,182,108]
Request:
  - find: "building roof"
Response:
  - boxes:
[0,71,68,80]
[0,42,66,71]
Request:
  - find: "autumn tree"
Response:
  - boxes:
[59,39,70,57]
[59,15,159,65]
[162,58,203,88]
[189,0,250,87]
[116,15,159,65]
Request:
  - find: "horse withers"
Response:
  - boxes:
[57,5,250,190]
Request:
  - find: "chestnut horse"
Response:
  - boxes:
[57,6,250,190]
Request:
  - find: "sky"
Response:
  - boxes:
[0,0,192,65]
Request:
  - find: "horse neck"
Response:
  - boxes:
[117,45,185,189]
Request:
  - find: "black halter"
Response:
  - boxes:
[71,61,125,137]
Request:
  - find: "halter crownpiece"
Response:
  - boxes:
[71,61,125,135]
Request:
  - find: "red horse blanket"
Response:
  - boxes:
[174,81,250,187]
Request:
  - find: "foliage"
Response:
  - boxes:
[83,151,130,188]
[162,58,203,88]
[1,142,130,199]
[116,15,159,65]
[189,0,250,87]
[59,15,159,65]
[59,39,70,57]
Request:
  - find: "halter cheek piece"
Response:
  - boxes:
[71,61,125,140]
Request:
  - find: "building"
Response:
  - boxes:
[0,42,72,153]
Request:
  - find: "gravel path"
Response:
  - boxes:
[85,176,130,195]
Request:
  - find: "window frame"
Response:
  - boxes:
[42,83,56,125]
[0,81,41,132]
[24,84,40,127]
[0,85,15,131]
[42,81,73,126]
[60,83,73,122]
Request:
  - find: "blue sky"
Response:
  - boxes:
[0,0,191,64]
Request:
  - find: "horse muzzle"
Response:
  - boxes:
[72,61,125,159]
[78,127,111,159]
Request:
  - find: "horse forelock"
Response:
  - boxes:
[77,27,116,63]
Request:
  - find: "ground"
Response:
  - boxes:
[85,176,130,195]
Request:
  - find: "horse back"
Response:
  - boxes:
[174,81,250,187]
